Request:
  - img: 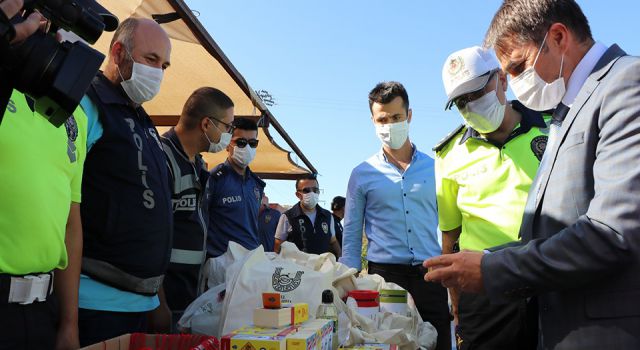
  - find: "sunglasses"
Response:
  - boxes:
[453,70,499,109]
[208,117,235,134]
[234,138,259,148]
[298,187,320,194]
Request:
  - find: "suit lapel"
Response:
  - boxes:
[533,45,627,211]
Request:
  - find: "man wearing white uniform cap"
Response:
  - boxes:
[434,46,549,350]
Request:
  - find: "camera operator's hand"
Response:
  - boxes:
[1,0,44,44]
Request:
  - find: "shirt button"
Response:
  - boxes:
[406,211,409,214]
[408,229,412,233]
[402,176,405,180]
[403,193,407,197]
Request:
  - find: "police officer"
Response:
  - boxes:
[0,89,87,349]
[258,195,282,252]
[274,175,342,257]
[331,196,345,246]
[160,87,235,329]
[77,18,173,345]
[435,46,548,350]
[207,117,266,257]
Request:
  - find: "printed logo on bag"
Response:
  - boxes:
[531,135,548,161]
[322,222,329,234]
[272,267,304,293]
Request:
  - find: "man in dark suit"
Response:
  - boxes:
[423,1,640,349]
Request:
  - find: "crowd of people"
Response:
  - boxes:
[1,0,640,349]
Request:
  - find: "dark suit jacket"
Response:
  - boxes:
[482,45,640,349]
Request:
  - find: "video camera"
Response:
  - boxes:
[0,0,118,127]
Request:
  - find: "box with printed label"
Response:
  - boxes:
[253,303,309,328]
[221,325,298,350]
[287,319,333,350]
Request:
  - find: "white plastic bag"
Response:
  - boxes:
[178,282,226,335]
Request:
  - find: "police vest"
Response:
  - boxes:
[81,73,172,295]
[161,129,208,310]
[284,203,332,254]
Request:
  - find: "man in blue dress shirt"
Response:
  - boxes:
[339,82,450,350]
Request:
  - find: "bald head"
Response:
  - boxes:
[104,17,172,85]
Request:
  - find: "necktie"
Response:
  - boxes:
[519,103,570,239]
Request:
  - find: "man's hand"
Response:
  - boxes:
[0,0,44,44]
[423,251,485,293]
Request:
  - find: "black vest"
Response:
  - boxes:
[81,74,172,286]
[284,203,332,254]
[161,128,209,310]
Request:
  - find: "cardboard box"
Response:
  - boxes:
[221,325,298,350]
[253,303,309,328]
[287,319,333,350]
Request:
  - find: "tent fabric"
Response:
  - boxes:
[94,0,316,179]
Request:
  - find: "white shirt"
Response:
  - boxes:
[562,41,608,107]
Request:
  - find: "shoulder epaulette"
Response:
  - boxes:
[432,124,466,153]
[211,163,226,179]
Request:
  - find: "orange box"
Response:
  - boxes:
[263,292,282,309]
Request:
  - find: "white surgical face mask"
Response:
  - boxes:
[375,120,409,149]
[232,145,256,168]
[509,32,566,111]
[460,77,506,134]
[205,119,232,153]
[302,192,319,209]
[118,50,164,105]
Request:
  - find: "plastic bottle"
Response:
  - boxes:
[316,289,339,350]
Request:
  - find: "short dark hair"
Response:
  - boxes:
[232,117,258,133]
[484,0,592,56]
[180,87,234,130]
[368,81,409,113]
[331,196,345,211]
[295,173,318,191]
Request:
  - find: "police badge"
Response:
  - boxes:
[322,222,329,234]
[531,135,548,161]
[265,214,272,224]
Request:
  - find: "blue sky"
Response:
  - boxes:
[185,0,639,207]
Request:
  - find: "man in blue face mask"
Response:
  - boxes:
[435,46,550,350]
[77,17,173,346]
[424,1,640,349]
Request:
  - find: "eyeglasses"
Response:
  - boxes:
[298,187,320,194]
[233,138,259,148]
[208,117,235,134]
[453,71,499,109]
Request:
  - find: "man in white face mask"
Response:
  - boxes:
[206,118,266,258]
[338,82,451,350]
[425,1,640,349]
[435,46,550,350]
[273,175,341,257]
[158,87,234,331]
[77,18,174,345]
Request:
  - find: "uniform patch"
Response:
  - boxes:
[254,187,261,201]
[321,222,329,234]
[65,116,78,163]
[265,214,272,224]
[531,135,547,161]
